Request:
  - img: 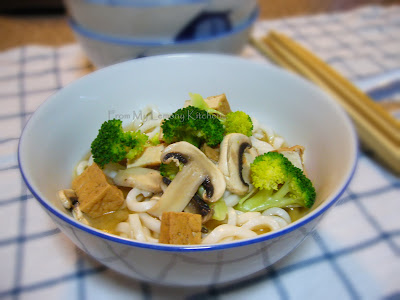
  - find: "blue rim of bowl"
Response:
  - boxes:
[68,7,259,46]
[84,0,207,7]
[17,54,359,253]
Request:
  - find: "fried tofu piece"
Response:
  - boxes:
[204,94,232,115]
[275,145,305,171]
[159,212,202,245]
[200,144,220,163]
[72,163,124,218]
[127,144,165,168]
[184,93,232,115]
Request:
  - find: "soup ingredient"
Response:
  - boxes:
[72,163,125,218]
[275,145,304,171]
[187,93,226,116]
[126,144,165,168]
[235,152,315,212]
[200,144,220,163]
[161,106,224,147]
[57,189,78,210]
[184,93,232,115]
[147,142,226,218]
[162,176,213,222]
[113,167,163,193]
[210,198,228,221]
[149,132,161,146]
[91,119,148,167]
[159,212,202,245]
[159,161,182,180]
[218,133,253,196]
[184,194,213,223]
[57,189,89,224]
[223,111,253,137]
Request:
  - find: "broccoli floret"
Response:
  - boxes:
[235,152,316,212]
[91,119,148,167]
[224,111,253,137]
[159,162,182,180]
[161,106,224,147]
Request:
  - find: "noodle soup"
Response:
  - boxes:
[59,94,316,245]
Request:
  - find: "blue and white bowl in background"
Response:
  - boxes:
[64,0,258,41]
[69,8,259,68]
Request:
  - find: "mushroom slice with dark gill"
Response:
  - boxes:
[218,133,253,196]
[184,194,214,223]
[57,189,88,224]
[147,142,226,218]
[57,189,78,210]
[162,177,213,223]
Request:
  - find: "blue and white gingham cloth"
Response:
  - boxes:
[1,5,399,300]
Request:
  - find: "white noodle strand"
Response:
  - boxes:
[262,207,291,223]
[126,188,157,212]
[202,224,257,244]
[237,212,262,225]
[224,192,241,207]
[76,161,88,176]
[227,207,237,226]
[241,215,282,232]
[139,213,161,234]
[128,214,147,242]
[116,222,130,236]
[88,155,94,166]
[270,216,289,227]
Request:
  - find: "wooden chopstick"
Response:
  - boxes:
[268,31,400,142]
[250,31,400,173]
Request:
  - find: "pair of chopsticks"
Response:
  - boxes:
[251,31,400,174]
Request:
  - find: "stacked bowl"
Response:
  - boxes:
[64,0,259,68]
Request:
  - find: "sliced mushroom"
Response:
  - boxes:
[184,195,213,223]
[113,167,163,193]
[57,189,78,210]
[163,176,213,223]
[241,147,258,185]
[56,189,88,225]
[218,133,252,196]
[71,203,89,225]
[127,144,165,168]
[147,142,226,218]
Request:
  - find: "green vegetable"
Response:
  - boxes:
[224,111,253,137]
[161,106,224,147]
[91,119,148,167]
[149,132,160,146]
[159,162,182,180]
[235,152,316,212]
[189,93,225,117]
[211,198,228,221]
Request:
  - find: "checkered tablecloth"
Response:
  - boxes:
[1,5,399,300]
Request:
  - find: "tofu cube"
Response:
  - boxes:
[72,164,124,218]
[184,93,232,115]
[159,212,202,245]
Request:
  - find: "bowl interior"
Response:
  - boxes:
[18,54,357,248]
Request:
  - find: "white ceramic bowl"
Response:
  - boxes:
[69,8,258,68]
[18,54,358,286]
[64,0,258,40]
